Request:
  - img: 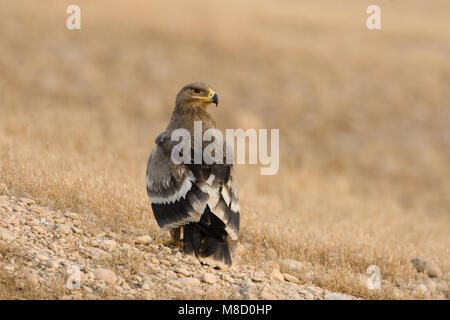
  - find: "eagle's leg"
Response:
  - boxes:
[163,227,181,248]
[170,227,181,243]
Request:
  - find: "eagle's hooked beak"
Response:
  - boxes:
[211,93,219,106]
[208,89,219,106]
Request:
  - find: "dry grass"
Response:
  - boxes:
[0,0,449,299]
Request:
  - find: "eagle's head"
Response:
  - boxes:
[175,82,218,109]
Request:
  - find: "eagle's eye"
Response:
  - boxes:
[193,88,201,94]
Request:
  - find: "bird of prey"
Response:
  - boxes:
[146,82,240,267]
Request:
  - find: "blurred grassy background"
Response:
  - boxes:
[0,0,449,299]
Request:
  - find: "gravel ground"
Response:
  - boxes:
[1,193,448,300]
[0,194,350,300]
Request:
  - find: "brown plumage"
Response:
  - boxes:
[146,82,240,267]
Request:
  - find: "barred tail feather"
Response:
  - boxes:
[200,235,232,266]
[182,223,204,258]
[182,206,232,266]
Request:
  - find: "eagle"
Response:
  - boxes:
[146,82,240,267]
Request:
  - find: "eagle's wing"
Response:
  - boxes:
[147,143,240,240]
[219,166,240,239]
[190,163,240,240]
[146,145,209,231]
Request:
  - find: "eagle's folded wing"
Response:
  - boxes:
[146,145,209,231]
[189,162,240,241]
[211,166,240,240]
[148,134,240,240]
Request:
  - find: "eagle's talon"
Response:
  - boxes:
[162,239,181,248]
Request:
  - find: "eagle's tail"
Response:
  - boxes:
[182,207,232,267]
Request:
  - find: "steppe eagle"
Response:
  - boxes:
[146,82,240,266]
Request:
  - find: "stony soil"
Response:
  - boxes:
[0,193,447,300]
[0,194,351,300]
